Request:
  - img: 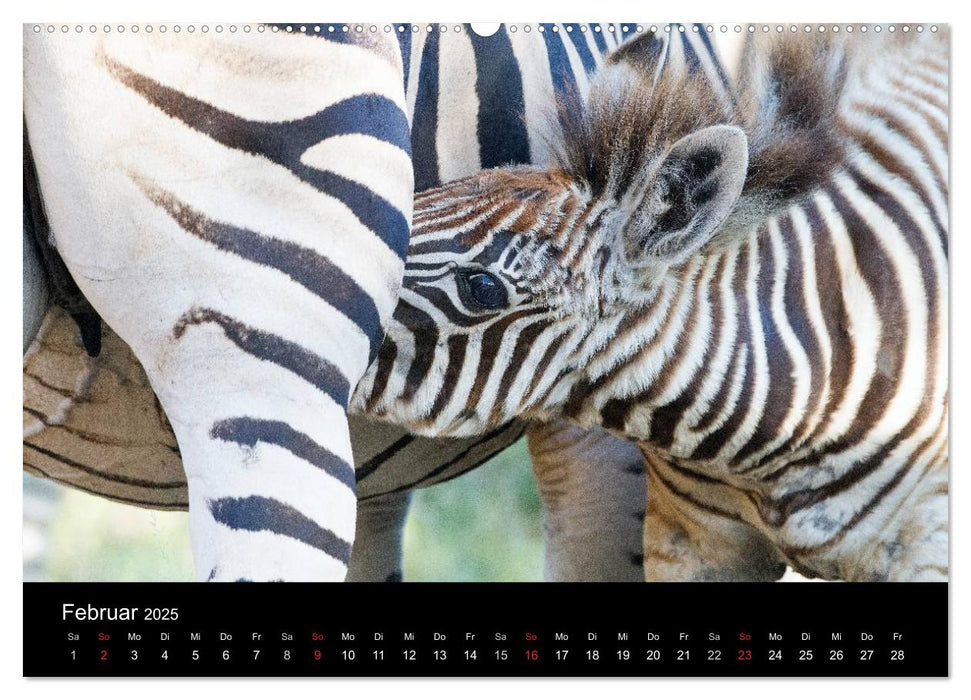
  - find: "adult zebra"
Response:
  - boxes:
[24,25,413,581]
[353,28,949,582]
[23,23,730,582]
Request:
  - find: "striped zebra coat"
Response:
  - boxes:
[24,26,413,581]
[23,24,729,582]
[353,28,949,582]
[351,23,732,581]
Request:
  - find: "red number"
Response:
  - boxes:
[314,649,322,661]
[99,649,108,662]
[525,649,539,661]
[738,649,752,661]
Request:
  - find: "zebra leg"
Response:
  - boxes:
[346,492,411,582]
[23,220,50,353]
[528,420,646,582]
[151,329,358,582]
[24,29,411,581]
[643,454,786,582]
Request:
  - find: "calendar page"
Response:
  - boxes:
[22,21,948,678]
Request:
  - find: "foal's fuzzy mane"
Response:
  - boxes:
[551,34,853,226]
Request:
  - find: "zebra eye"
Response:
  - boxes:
[456,269,508,311]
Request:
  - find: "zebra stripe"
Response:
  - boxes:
[353,29,948,582]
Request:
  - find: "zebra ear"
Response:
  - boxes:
[623,125,748,267]
[607,30,669,78]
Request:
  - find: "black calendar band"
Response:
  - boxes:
[24,582,948,677]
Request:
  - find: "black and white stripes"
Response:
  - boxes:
[348,24,731,581]
[24,26,412,580]
[350,22,731,497]
[354,29,948,582]
[23,24,738,582]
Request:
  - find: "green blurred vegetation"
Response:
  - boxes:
[27,473,195,582]
[25,438,543,582]
[403,438,543,581]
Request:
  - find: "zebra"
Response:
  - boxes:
[351,22,734,581]
[352,27,949,582]
[23,23,729,582]
[24,25,414,581]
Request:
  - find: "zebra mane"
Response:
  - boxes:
[731,34,851,227]
[551,34,851,232]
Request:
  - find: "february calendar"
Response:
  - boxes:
[25,583,947,676]
[23,20,950,680]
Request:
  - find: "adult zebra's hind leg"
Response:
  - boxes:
[346,492,411,582]
[152,312,360,582]
[24,28,411,581]
[528,420,646,582]
[643,452,786,582]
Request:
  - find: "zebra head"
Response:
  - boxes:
[352,43,752,434]
[353,32,848,438]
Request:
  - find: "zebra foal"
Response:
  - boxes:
[353,29,949,582]
[350,23,724,581]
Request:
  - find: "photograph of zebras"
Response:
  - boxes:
[23,22,947,584]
